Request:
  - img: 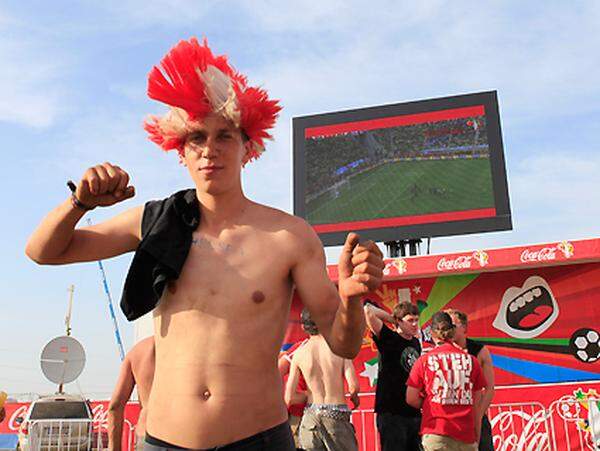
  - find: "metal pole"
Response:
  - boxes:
[97,258,125,361]
[65,285,74,336]
[86,219,125,361]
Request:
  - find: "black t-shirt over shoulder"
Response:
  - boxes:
[120,189,199,321]
[372,324,421,417]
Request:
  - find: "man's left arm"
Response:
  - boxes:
[284,357,303,407]
[473,388,483,443]
[478,347,495,416]
[292,229,383,359]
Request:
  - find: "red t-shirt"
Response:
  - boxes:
[281,340,308,417]
[407,341,486,444]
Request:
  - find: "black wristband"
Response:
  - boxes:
[67,180,94,211]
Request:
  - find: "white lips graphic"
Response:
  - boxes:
[493,275,559,339]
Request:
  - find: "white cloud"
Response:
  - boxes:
[249,2,600,125]
[0,30,68,128]
[93,0,217,28]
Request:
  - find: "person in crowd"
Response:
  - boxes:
[407,311,486,451]
[364,300,422,450]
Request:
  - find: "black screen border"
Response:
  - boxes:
[293,91,512,246]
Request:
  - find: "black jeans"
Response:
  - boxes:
[144,422,295,451]
[376,413,422,451]
[479,415,494,451]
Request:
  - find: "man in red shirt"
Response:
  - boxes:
[406,312,486,451]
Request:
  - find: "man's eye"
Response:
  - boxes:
[189,134,206,144]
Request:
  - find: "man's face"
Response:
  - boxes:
[450,315,467,342]
[182,113,250,194]
[396,314,419,338]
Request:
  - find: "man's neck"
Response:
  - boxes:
[397,330,414,340]
[196,188,249,231]
[454,336,467,348]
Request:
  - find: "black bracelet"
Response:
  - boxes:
[67,180,94,211]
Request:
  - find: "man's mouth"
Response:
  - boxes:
[506,285,554,330]
[200,165,223,173]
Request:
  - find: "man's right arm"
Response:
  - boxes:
[406,358,425,409]
[108,356,135,451]
[344,359,360,410]
[363,303,394,338]
[25,163,140,264]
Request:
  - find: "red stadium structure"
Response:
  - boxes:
[1,237,599,450]
[285,236,600,451]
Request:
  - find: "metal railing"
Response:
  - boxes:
[487,401,551,450]
[548,396,600,451]
[24,419,93,450]
[21,418,136,451]
[348,394,600,451]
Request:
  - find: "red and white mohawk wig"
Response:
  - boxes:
[144,37,281,162]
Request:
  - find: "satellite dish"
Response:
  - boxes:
[40,336,86,385]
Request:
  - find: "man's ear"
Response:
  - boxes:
[241,141,253,166]
[178,152,187,167]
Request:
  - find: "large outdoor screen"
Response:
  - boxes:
[293,91,512,246]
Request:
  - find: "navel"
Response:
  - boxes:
[251,290,266,304]
[202,389,211,400]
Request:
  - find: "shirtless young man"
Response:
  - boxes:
[108,336,155,451]
[285,309,360,451]
[25,38,384,450]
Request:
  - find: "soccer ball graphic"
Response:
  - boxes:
[569,328,600,363]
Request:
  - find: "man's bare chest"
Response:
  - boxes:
[163,232,293,314]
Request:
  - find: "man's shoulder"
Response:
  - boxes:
[374,324,403,348]
[252,203,311,231]
[127,337,154,361]
[250,203,320,251]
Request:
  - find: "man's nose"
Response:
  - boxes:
[202,137,219,158]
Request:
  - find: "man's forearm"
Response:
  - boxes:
[480,387,495,415]
[108,408,125,451]
[367,303,394,322]
[289,391,307,406]
[328,296,365,358]
[25,198,85,263]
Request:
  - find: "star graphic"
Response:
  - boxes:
[360,359,379,387]
[413,285,422,295]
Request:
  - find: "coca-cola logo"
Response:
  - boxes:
[490,409,549,450]
[92,404,108,430]
[521,241,575,263]
[520,247,557,263]
[437,255,472,271]
[8,405,28,431]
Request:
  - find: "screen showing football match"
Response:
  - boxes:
[303,105,496,233]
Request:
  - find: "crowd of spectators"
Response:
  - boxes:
[305,117,489,200]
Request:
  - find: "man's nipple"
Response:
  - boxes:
[251,290,266,304]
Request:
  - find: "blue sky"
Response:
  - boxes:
[1,1,599,398]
